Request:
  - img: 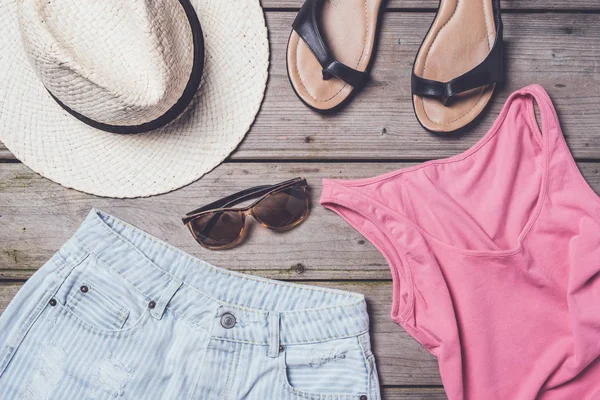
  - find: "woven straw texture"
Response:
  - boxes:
[18,0,196,127]
[0,0,269,198]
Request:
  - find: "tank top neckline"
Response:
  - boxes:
[323,85,559,258]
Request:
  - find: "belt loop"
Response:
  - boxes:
[268,312,281,358]
[150,279,183,320]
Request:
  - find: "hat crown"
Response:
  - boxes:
[17,0,195,127]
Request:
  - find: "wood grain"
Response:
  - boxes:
[3,12,600,162]
[382,388,447,400]
[1,162,599,280]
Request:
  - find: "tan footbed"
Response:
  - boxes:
[413,0,497,133]
[287,0,383,111]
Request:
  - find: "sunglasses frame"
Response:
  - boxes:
[182,178,309,250]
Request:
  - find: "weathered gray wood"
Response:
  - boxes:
[2,13,600,162]
[0,280,443,386]
[262,0,600,10]
[1,162,599,280]
[382,388,447,400]
[0,284,21,311]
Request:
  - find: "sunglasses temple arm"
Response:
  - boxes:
[182,178,305,225]
[222,178,304,207]
[221,178,305,208]
[184,178,304,219]
[184,185,274,218]
[197,178,306,235]
[181,185,277,225]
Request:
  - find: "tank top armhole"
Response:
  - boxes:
[524,93,544,147]
[521,85,600,208]
[517,84,560,146]
[321,181,416,323]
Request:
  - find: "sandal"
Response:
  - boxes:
[412,0,504,133]
[287,0,385,113]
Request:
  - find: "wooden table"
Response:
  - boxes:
[1,1,599,398]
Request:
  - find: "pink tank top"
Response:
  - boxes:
[321,85,600,399]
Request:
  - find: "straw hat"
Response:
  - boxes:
[0,0,269,198]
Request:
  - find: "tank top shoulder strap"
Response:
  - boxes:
[509,84,564,150]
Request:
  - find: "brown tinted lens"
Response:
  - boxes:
[253,187,307,228]
[189,211,244,248]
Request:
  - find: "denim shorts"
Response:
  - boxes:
[0,210,380,399]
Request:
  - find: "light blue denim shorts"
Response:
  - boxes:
[0,210,380,399]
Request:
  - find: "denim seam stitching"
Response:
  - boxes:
[165,307,211,333]
[279,355,358,400]
[208,329,371,347]
[56,252,90,279]
[72,236,155,303]
[51,304,151,339]
[67,281,130,330]
[356,335,372,396]
[75,232,368,339]
[224,341,241,399]
[281,329,371,345]
[0,254,84,378]
[0,289,52,377]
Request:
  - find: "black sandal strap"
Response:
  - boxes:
[411,0,504,104]
[292,0,369,88]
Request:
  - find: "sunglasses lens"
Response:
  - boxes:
[253,187,308,229]
[189,211,244,248]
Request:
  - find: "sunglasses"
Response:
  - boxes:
[182,178,309,250]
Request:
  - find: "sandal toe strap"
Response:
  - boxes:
[412,0,504,104]
[293,0,369,88]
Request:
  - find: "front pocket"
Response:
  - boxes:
[66,281,130,331]
[279,336,371,399]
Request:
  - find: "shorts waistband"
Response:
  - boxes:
[54,209,369,346]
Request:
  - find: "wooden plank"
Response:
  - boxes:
[0,150,12,161]
[0,284,21,310]
[382,388,447,400]
[0,280,443,385]
[262,0,600,10]
[1,162,599,280]
[3,13,599,161]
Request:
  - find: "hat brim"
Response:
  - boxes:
[0,0,269,198]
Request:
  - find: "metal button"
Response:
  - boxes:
[80,285,89,293]
[279,345,284,352]
[360,396,367,400]
[220,313,236,329]
[49,298,57,307]
[148,301,156,309]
